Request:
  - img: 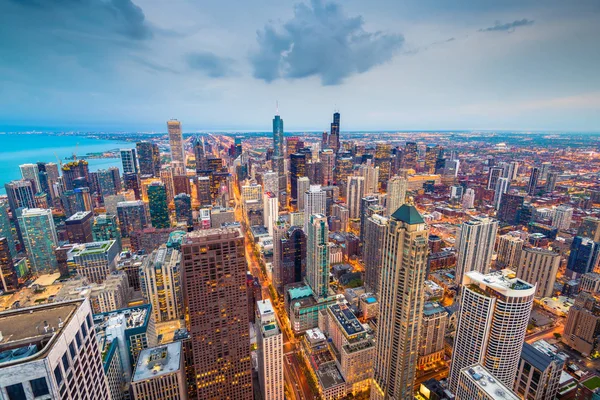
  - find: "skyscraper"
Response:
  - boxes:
[303,185,326,232]
[174,193,193,227]
[181,228,253,398]
[487,166,503,190]
[19,163,41,193]
[290,152,308,200]
[117,200,148,237]
[517,247,561,298]
[61,160,89,191]
[0,237,18,292]
[148,182,170,229]
[448,269,535,393]
[65,210,93,244]
[346,176,365,219]
[167,119,185,167]
[18,208,58,273]
[566,236,600,278]
[515,340,566,400]
[120,148,138,174]
[319,149,335,186]
[329,111,341,153]
[371,205,428,400]
[545,171,558,192]
[0,201,17,258]
[493,177,510,210]
[263,192,278,236]
[272,114,286,195]
[306,214,330,299]
[193,136,207,172]
[363,214,388,294]
[578,217,600,242]
[131,342,187,400]
[496,234,523,268]
[92,214,122,248]
[527,167,540,196]
[137,141,161,177]
[402,142,418,170]
[386,176,407,217]
[359,161,379,194]
[498,193,524,225]
[5,179,36,214]
[454,217,498,285]
[140,244,183,322]
[256,299,284,400]
[552,204,573,230]
[296,176,310,211]
[279,226,307,293]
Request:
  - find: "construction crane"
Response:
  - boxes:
[53,152,63,167]
[72,142,79,160]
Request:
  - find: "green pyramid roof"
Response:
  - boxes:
[391,204,425,224]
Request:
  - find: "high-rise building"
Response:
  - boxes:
[496,234,523,268]
[306,214,330,299]
[181,228,252,398]
[363,214,388,295]
[117,200,148,237]
[123,172,141,200]
[263,192,278,236]
[140,244,183,322]
[0,201,17,258]
[579,217,600,242]
[272,114,286,195]
[346,176,365,219]
[278,226,307,293]
[334,153,353,191]
[18,208,58,273]
[71,240,120,284]
[320,149,335,186]
[424,145,440,174]
[360,196,380,242]
[131,342,187,400]
[5,179,36,214]
[487,166,503,190]
[96,168,119,196]
[563,292,600,355]
[137,141,161,177]
[545,171,559,192]
[147,182,170,229]
[120,148,138,174]
[193,136,207,173]
[19,163,41,193]
[65,210,93,244]
[359,161,379,194]
[61,160,89,191]
[402,142,418,170]
[456,364,520,400]
[0,299,111,400]
[552,204,573,230]
[256,299,284,400]
[303,185,326,232]
[174,193,193,227]
[566,236,600,278]
[527,167,540,196]
[517,247,560,298]
[450,185,464,200]
[515,340,566,400]
[262,171,279,194]
[290,153,308,200]
[386,176,407,217]
[418,302,448,367]
[498,193,524,225]
[296,176,311,211]
[371,205,428,400]
[507,161,519,180]
[329,112,341,153]
[448,269,535,393]
[454,217,498,285]
[167,120,185,167]
[0,237,18,292]
[493,177,510,209]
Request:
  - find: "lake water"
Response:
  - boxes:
[0,134,134,194]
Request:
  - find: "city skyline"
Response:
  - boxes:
[1,0,599,132]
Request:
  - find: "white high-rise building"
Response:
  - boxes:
[448,270,535,393]
[517,247,561,298]
[306,214,330,299]
[241,183,263,202]
[462,188,475,209]
[359,161,379,194]
[303,185,326,232]
[456,364,520,400]
[487,167,503,190]
[256,299,284,400]
[450,185,464,200]
[19,163,41,193]
[296,176,310,211]
[507,161,520,181]
[371,205,429,400]
[0,299,111,400]
[454,217,498,285]
[552,205,573,230]
[386,176,407,217]
[496,234,524,268]
[494,177,510,210]
[167,120,185,166]
[346,176,365,219]
[140,245,183,322]
[263,191,279,236]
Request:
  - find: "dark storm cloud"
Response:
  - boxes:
[251,0,404,85]
[186,52,235,78]
[478,19,535,32]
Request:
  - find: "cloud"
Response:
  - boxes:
[478,19,534,33]
[186,52,235,78]
[251,0,404,85]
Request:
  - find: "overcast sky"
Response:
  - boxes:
[1,0,599,132]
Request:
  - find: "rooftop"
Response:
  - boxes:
[462,364,520,400]
[391,204,425,225]
[184,227,242,243]
[522,340,567,371]
[94,304,151,333]
[132,342,182,382]
[70,240,116,256]
[0,300,82,365]
[329,303,365,337]
[465,269,535,298]
[423,302,447,317]
[288,285,313,300]
[316,362,346,390]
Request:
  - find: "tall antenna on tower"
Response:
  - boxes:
[276,100,280,116]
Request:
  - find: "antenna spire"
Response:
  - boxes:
[275,100,279,116]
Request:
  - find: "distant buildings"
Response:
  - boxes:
[552,205,573,230]
[386,176,407,216]
[120,148,138,175]
[167,120,185,170]
[18,208,58,273]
